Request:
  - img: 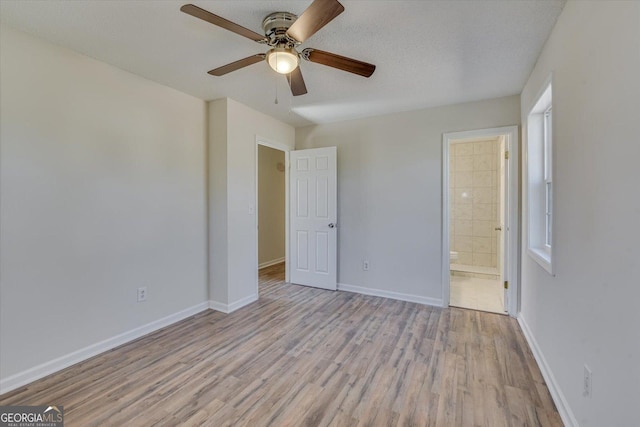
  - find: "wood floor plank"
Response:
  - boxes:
[0,263,561,426]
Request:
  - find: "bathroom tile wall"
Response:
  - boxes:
[450,140,499,269]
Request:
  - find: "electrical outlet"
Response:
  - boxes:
[583,364,592,398]
[363,260,370,271]
[137,287,147,303]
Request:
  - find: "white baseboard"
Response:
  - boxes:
[337,283,443,307]
[208,300,229,313]
[209,293,258,314]
[258,257,285,269]
[0,301,210,395]
[518,314,578,427]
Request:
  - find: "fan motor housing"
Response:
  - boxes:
[262,12,298,45]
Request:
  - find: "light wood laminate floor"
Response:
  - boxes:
[0,263,561,426]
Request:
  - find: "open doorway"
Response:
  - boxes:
[258,144,286,269]
[442,126,519,316]
[256,139,289,294]
[448,136,505,313]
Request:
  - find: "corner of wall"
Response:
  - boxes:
[207,99,229,304]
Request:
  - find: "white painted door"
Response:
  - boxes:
[289,147,337,290]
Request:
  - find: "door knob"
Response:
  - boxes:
[495,226,502,231]
[328,223,336,228]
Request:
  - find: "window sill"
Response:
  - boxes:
[527,247,554,276]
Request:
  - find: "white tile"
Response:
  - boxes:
[473,154,494,171]
[472,220,492,237]
[449,276,504,314]
[455,204,473,220]
[456,236,473,252]
[472,171,493,187]
[456,155,474,172]
[473,203,493,220]
[455,188,473,205]
[474,140,495,155]
[456,143,474,156]
[455,220,473,236]
[474,187,492,204]
[458,252,473,265]
[473,236,492,253]
[456,171,473,188]
[473,253,492,267]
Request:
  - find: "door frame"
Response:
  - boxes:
[441,126,520,316]
[255,136,291,293]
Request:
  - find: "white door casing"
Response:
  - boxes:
[500,136,509,311]
[289,147,337,290]
[442,126,519,316]
[256,136,291,286]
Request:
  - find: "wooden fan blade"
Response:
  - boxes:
[181,4,266,42]
[286,0,344,43]
[208,54,265,76]
[287,67,308,96]
[302,48,375,77]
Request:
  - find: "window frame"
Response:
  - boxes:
[526,78,554,274]
[543,106,552,249]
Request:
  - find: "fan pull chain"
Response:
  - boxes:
[274,73,279,105]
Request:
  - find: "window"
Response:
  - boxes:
[527,80,553,274]
[544,107,552,248]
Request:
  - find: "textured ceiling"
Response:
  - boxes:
[0,0,564,127]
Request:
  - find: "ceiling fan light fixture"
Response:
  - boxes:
[181,0,375,97]
[267,47,299,74]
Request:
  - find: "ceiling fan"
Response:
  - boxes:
[180,0,376,96]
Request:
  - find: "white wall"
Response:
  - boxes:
[258,145,285,266]
[0,25,208,384]
[296,95,520,304]
[208,98,294,308]
[208,99,229,304]
[519,2,640,426]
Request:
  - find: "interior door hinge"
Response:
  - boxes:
[504,280,509,289]
[504,150,510,160]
